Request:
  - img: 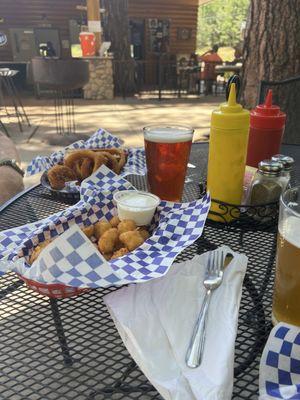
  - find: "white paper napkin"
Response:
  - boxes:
[104,246,248,400]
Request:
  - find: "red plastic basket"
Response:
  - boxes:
[18,274,90,299]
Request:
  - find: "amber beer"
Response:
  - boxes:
[143,126,194,202]
[272,186,300,326]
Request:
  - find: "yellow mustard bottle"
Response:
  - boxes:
[207,83,250,222]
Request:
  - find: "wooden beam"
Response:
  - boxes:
[87,0,101,55]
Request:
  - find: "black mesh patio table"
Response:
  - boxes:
[0,143,299,400]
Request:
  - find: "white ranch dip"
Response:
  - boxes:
[113,190,160,226]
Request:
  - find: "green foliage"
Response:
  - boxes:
[197,0,250,48]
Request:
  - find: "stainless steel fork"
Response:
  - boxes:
[186,250,224,368]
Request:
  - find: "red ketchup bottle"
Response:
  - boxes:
[246,90,286,168]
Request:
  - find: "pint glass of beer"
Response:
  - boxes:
[143,125,194,202]
[272,186,300,326]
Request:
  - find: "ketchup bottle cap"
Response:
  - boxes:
[250,90,286,130]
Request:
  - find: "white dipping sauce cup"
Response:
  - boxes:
[113,190,160,226]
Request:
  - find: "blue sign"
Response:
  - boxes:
[0,32,7,47]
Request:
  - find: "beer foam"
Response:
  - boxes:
[279,216,300,249]
[144,127,193,143]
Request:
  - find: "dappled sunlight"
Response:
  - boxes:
[7,97,216,169]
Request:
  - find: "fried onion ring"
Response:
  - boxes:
[101,151,120,174]
[64,150,95,179]
[47,165,77,190]
[64,150,107,180]
[112,148,126,173]
[80,157,94,180]
[92,148,127,174]
[92,152,107,173]
[92,148,123,155]
[61,148,126,182]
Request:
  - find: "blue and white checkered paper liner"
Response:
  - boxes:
[260,323,300,399]
[0,165,211,289]
[26,128,146,178]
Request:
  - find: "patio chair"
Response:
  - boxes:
[258,76,300,145]
[213,75,226,96]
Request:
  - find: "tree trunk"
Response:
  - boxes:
[102,0,135,96]
[241,0,300,144]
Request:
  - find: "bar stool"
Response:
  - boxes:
[0,89,9,137]
[0,74,10,137]
[0,118,9,137]
[0,68,30,133]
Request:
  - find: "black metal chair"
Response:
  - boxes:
[258,76,300,145]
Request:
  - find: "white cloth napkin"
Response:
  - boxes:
[104,246,248,400]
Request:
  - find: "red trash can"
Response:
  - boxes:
[79,32,96,57]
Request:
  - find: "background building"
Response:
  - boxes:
[0,0,201,92]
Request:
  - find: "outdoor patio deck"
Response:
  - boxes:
[1,95,220,188]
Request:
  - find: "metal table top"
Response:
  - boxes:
[0,142,299,400]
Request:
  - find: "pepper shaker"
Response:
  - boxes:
[249,160,284,206]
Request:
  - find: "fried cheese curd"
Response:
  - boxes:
[117,219,137,234]
[119,231,145,251]
[29,239,52,264]
[29,216,150,265]
[94,221,111,240]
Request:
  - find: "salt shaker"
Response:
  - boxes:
[271,154,294,191]
[249,160,284,205]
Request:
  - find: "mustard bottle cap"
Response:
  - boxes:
[211,83,250,130]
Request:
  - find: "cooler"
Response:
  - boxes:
[79,32,96,57]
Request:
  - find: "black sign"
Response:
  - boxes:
[148,19,170,54]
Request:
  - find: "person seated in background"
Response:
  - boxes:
[226,42,243,65]
[199,45,223,95]
[187,53,199,93]
[233,42,243,64]
[188,53,199,68]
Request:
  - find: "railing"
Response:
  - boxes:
[112,58,209,100]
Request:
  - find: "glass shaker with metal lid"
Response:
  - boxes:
[249,160,284,205]
[271,154,294,191]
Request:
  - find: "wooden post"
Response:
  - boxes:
[103,0,135,96]
[87,0,101,55]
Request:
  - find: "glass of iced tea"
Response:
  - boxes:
[143,125,194,202]
[272,186,300,326]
